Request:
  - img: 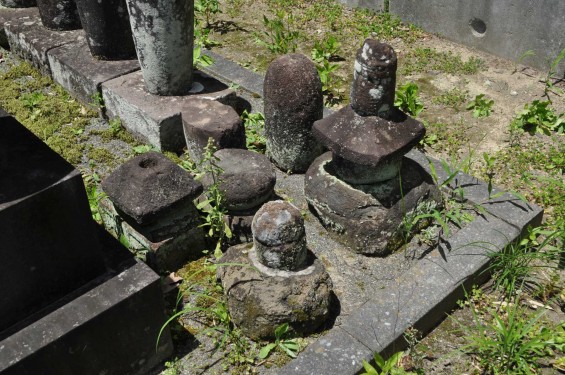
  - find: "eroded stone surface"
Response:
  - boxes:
[182,99,245,161]
[305,152,442,256]
[125,0,194,95]
[217,244,333,340]
[4,10,84,75]
[313,105,425,180]
[101,151,202,225]
[207,149,275,212]
[264,53,324,172]
[75,0,136,60]
[0,0,36,8]
[350,39,397,118]
[101,69,235,151]
[252,200,307,271]
[36,0,81,31]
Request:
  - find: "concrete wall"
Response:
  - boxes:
[338,0,565,76]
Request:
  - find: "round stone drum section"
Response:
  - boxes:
[182,99,245,162]
[209,149,276,212]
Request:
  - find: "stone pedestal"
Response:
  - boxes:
[305,152,442,255]
[217,201,333,340]
[0,113,173,374]
[101,152,206,273]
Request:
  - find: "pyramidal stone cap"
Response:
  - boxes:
[313,105,425,167]
[102,152,203,225]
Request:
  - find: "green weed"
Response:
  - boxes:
[543,47,565,102]
[401,48,483,75]
[241,110,266,153]
[195,0,221,27]
[466,94,494,118]
[395,82,424,117]
[511,100,564,135]
[256,11,299,55]
[82,171,105,224]
[259,323,300,359]
[432,88,468,109]
[457,295,564,374]
[361,350,415,375]
[193,139,232,259]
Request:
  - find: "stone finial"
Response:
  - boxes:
[264,54,324,172]
[350,39,397,118]
[102,152,203,225]
[252,201,307,271]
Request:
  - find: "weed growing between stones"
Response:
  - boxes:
[191,139,233,259]
[394,82,424,117]
[241,110,266,153]
[258,323,300,360]
[361,350,417,375]
[455,289,565,374]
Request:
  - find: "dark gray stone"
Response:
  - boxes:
[99,195,206,274]
[182,99,245,162]
[0,116,106,332]
[0,248,174,375]
[36,0,81,31]
[305,152,442,256]
[264,53,324,173]
[217,243,333,340]
[208,148,275,212]
[0,0,36,8]
[125,0,194,95]
[75,0,136,60]
[278,327,374,375]
[0,107,8,117]
[101,151,203,226]
[350,39,397,118]
[0,7,39,49]
[336,0,383,11]
[4,10,85,75]
[313,106,425,183]
[338,214,520,353]
[47,40,139,106]
[101,69,235,151]
[252,200,307,271]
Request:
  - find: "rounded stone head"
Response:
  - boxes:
[252,200,307,271]
[350,39,398,118]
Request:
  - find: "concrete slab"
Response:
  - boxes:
[390,0,565,76]
[101,69,236,151]
[47,40,139,107]
[278,327,373,375]
[3,8,84,75]
[336,0,384,11]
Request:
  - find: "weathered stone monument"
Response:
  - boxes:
[100,151,206,273]
[217,201,333,340]
[205,148,276,243]
[36,0,82,30]
[0,111,172,374]
[125,0,194,95]
[75,0,136,60]
[264,54,324,173]
[305,39,442,256]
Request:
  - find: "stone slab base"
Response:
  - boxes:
[0,6,37,49]
[99,197,206,274]
[101,69,236,152]
[3,8,84,75]
[47,40,139,107]
[0,228,173,375]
